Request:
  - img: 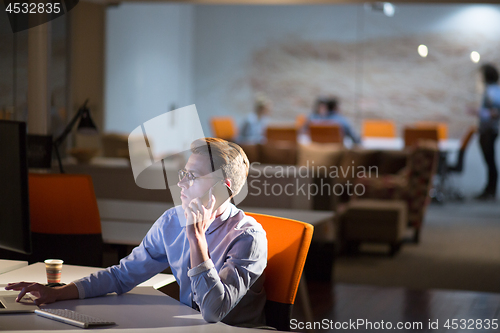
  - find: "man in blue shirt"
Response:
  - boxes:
[306,97,361,145]
[6,138,268,326]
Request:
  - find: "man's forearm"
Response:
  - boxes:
[188,236,210,268]
[55,282,80,301]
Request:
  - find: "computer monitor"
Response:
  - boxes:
[0,120,32,254]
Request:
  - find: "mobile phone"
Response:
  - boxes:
[200,181,233,211]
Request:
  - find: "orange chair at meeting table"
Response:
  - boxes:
[266,126,298,144]
[403,127,439,148]
[210,117,237,141]
[245,212,314,331]
[309,123,343,144]
[414,121,448,140]
[362,119,397,138]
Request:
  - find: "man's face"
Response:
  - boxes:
[318,103,328,116]
[177,153,220,210]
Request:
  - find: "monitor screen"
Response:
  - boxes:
[0,120,32,254]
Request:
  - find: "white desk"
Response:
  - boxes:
[98,199,334,245]
[0,262,175,290]
[0,259,28,274]
[0,263,261,332]
[362,137,460,151]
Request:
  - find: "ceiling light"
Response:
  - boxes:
[418,45,428,58]
[383,3,395,17]
[470,51,480,63]
[365,2,395,17]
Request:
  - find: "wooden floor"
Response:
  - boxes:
[293,281,500,332]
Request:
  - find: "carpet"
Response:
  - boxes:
[334,199,500,293]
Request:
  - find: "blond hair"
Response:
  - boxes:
[190,138,249,195]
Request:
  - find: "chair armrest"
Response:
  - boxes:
[355,174,407,200]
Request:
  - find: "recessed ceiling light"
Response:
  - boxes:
[418,45,428,58]
[383,3,395,17]
[365,2,395,17]
[470,51,480,63]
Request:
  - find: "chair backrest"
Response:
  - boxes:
[210,117,237,140]
[403,127,439,147]
[28,174,103,266]
[362,120,396,138]
[266,126,298,144]
[414,121,448,140]
[245,212,313,331]
[309,123,343,144]
[29,174,101,234]
[406,141,438,230]
[449,126,476,173]
[460,126,476,151]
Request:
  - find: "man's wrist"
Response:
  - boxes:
[187,230,206,244]
[55,282,79,301]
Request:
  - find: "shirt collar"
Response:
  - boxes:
[206,203,235,235]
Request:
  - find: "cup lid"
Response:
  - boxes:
[44,259,64,264]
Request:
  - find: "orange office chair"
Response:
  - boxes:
[403,127,439,148]
[245,212,314,331]
[309,123,343,144]
[266,126,298,144]
[210,117,237,141]
[362,119,397,138]
[28,174,103,267]
[414,121,448,140]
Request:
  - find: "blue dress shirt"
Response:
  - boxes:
[308,113,361,144]
[479,84,500,134]
[73,204,267,326]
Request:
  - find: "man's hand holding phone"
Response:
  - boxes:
[185,188,218,239]
[184,188,218,268]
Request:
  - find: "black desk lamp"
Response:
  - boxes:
[53,99,98,173]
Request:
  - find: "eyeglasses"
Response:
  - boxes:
[178,169,220,186]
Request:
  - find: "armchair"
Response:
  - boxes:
[338,141,438,253]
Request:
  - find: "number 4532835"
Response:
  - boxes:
[5,2,61,14]
[444,319,498,330]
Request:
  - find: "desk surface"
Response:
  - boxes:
[0,259,28,275]
[0,263,261,332]
[0,262,175,290]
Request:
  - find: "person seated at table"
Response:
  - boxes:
[305,97,361,144]
[6,138,268,327]
[238,95,271,144]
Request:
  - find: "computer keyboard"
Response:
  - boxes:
[34,308,116,329]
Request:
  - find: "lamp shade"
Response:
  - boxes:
[77,106,98,135]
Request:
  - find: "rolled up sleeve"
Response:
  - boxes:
[72,214,170,299]
[188,229,267,323]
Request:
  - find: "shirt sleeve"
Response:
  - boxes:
[188,228,267,323]
[72,212,171,299]
[342,119,361,144]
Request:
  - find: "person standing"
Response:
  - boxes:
[474,64,500,200]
